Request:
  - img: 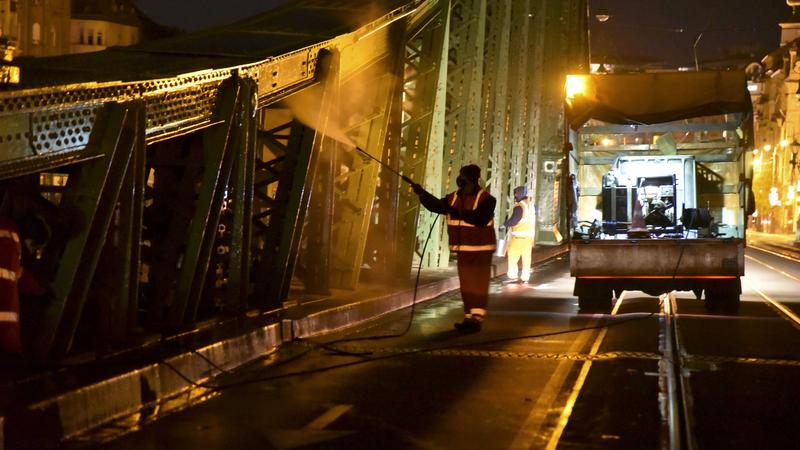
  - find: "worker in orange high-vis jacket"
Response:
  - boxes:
[504,185,536,283]
[0,216,24,359]
[412,164,496,333]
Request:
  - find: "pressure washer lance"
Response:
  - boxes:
[355,146,415,186]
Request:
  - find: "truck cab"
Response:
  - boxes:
[564,71,754,312]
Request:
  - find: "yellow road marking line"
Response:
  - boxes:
[743,279,800,328]
[748,244,800,263]
[745,254,800,283]
[543,294,625,450]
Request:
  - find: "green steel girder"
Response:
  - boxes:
[225,80,258,314]
[256,119,319,305]
[165,77,244,328]
[504,0,532,211]
[0,0,592,359]
[32,101,141,360]
[94,105,147,351]
[482,0,512,227]
[330,34,405,289]
[531,0,588,243]
[396,0,451,270]
[444,0,486,183]
[420,0,486,266]
[365,25,407,280]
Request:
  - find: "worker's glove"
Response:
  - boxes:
[411,183,426,196]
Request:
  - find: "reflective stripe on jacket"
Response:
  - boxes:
[510,199,536,238]
[0,218,22,327]
[446,189,497,252]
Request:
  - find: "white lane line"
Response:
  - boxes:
[542,294,626,450]
[745,254,800,283]
[748,244,800,263]
[305,405,353,430]
[743,279,800,329]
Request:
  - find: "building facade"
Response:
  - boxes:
[71,0,141,54]
[750,3,800,234]
[1,0,71,57]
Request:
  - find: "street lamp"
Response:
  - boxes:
[595,6,611,23]
[693,31,704,71]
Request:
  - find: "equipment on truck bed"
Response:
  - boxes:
[564,71,754,312]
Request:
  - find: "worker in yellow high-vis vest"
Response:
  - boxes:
[504,186,535,283]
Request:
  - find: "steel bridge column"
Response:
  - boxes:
[95,104,147,352]
[532,0,588,243]
[165,77,242,328]
[255,116,319,307]
[396,1,451,271]
[366,23,407,281]
[482,0,512,227]
[225,79,258,314]
[429,0,486,266]
[33,102,139,360]
[504,0,532,217]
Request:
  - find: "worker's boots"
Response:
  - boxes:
[454,317,482,333]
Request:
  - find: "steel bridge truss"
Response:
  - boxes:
[0,0,587,361]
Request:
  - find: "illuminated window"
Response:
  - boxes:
[32,22,40,45]
[50,26,56,46]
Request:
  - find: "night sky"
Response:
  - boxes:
[134,0,792,67]
[591,0,792,66]
[134,0,292,32]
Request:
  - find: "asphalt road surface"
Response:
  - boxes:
[75,249,800,450]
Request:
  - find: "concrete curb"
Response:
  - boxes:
[6,323,281,449]
[5,245,567,448]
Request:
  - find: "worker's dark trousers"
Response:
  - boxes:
[456,250,493,316]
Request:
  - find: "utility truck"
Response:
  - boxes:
[564,71,754,311]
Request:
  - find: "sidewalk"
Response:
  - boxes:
[747,231,800,260]
[1,244,567,449]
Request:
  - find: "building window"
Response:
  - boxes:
[79,28,84,45]
[50,26,56,46]
[97,31,102,46]
[87,30,93,45]
[10,1,16,13]
[32,22,40,45]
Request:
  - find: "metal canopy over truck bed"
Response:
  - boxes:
[564,70,754,311]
